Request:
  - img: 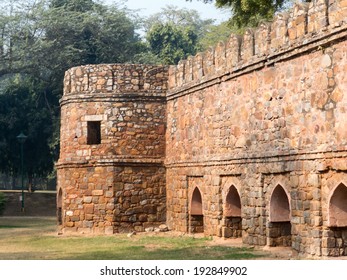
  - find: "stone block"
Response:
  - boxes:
[105,226,114,235]
[322,237,336,248]
[84,204,94,214]
[92,190,103,196]
[83,196,92,203]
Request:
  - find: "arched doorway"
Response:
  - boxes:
[190,187,204,233]
[57,188,63,225]
[224,185,242,238]
[268,185,291,246]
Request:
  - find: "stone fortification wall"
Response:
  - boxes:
[58,0,347,257]
[166,0,347,257]
[168,0,347,90]
[57,64,168,234]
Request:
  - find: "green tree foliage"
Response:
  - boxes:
[144,5,231,64]
[215,0,287,28]
[146,23,198,65]
[199,21,233,50]
[0,77,53,183]
[144,5,214,39]
[188,0,310,28]
[0,0,144,186]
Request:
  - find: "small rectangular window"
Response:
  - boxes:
[87,121,101,145]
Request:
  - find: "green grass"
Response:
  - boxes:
[0,217,266,260]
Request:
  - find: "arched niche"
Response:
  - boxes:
[225,185,241,217]
[329,183,347,227]
[269,185,291,222]
[223,185,242,238]
[190,187,204,233]
[191,187,203,215]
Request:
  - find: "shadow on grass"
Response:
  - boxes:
[0,225,24,229]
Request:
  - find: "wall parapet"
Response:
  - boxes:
[168,0,347,96]
[63,64,169,97]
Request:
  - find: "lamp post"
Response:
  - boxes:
[17,132,27,212]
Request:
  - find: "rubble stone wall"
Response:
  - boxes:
[58,0,347,257]
[57,64,168,234]
[166,0,347,257]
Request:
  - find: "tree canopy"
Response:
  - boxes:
[143,5,232,65]
[188,0,311,28]
[146,23,198,65]
[0,0,144,186]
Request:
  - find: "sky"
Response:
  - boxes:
[104,0,231,23]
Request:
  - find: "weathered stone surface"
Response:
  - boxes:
[165,0,347,258]
[57,64,167,235]
[57,0,347,258]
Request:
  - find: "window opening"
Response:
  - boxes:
[87,121,101,145]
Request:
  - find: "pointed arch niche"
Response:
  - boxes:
[328,183,347,227]
[268,184,292,247]
[190,187,204,233]
[223,185,242,238]
[270,185,291,222]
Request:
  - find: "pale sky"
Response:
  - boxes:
[104,0,230,23]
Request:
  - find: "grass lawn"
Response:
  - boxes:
[0,217,267,260]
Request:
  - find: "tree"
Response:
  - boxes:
[188,0,310,28]
[144,5,231,64]
[49,0,97,11]
[0,77,53,187]
[146,23,198,65]
[0,0,145,187]
[199,21,233,50]
[144,5,214,38]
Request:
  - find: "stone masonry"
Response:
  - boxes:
[58,0,347,257]
[57,64,168,234]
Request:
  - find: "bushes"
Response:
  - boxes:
[0,192,6,215]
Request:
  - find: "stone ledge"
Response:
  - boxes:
[60,93,167,106]
[165,148,347,169]
[56,157,165,169]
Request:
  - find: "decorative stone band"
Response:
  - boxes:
[165,149,347,171]
[63,64,169,96]
[56,156,164,168]
[56,157,165,169]
[59,93,166,107]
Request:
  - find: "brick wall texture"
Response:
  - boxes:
[57,0,347,257]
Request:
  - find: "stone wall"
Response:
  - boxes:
[166,0,347,257]
[58,0,347,257]
[57,64,168,234]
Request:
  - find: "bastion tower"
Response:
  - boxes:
[56,64,168,234]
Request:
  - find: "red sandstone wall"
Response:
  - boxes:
[167,42,347,163]
[166,0,347,257]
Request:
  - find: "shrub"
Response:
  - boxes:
[0,192,6,215]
